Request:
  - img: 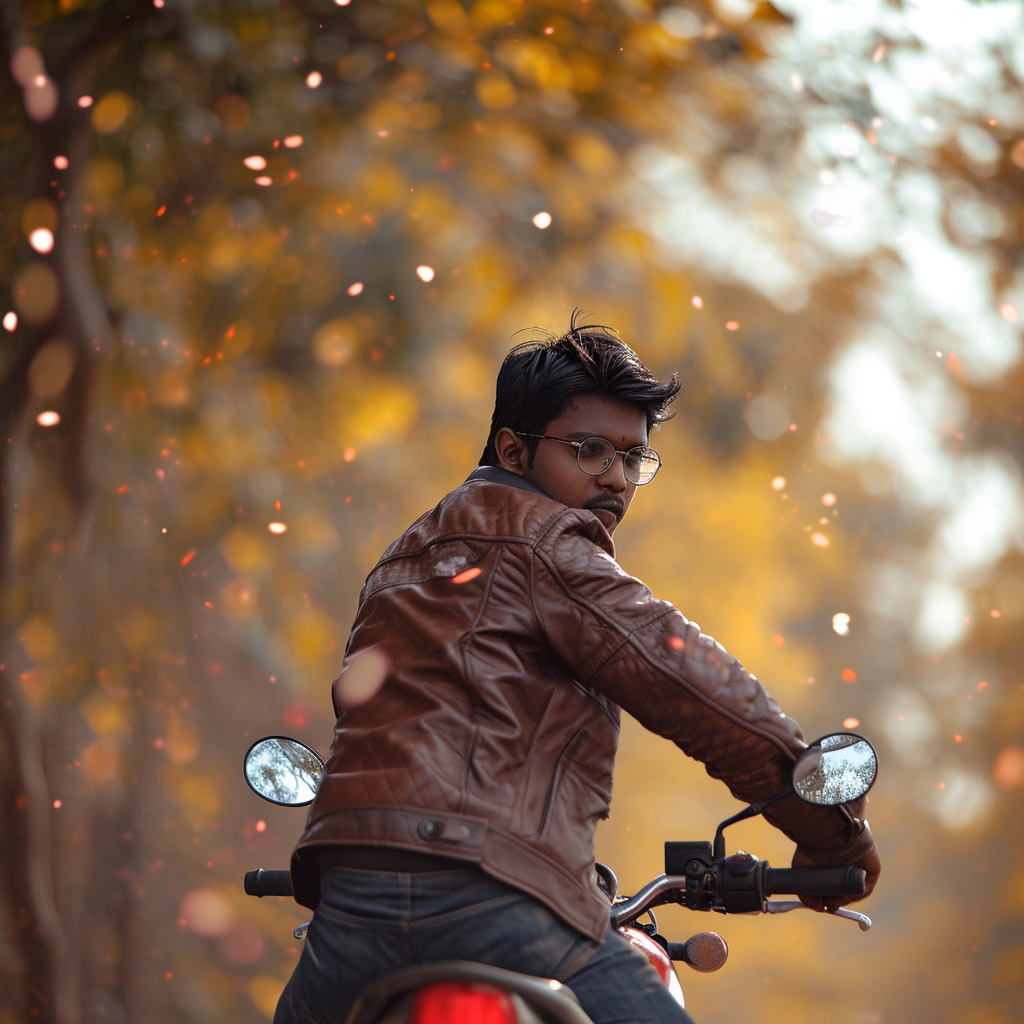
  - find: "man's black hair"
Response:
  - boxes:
[479,311,681,467]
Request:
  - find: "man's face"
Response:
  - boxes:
[495,394,648,533]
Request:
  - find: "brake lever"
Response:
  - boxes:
[763,900,871,931]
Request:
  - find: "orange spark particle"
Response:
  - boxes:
[842,717,860,729]
[156,205,166,217]
[978,680,988,690]
[841,668,857,683]
[725,321,739,331]
[954,734,962,742]
[268,522,288,534]
[180,549,197,566]
[771,476,786,490]
[772,634,785,646]
[667,636,685,651]
[990,609,1001,618]
[811,532,830,547]
[116,484,129,494]
[343,447,356,462]
[691,296,703,309]
[821,492,837,506]
[255,820,266,832]
[451,567,483,584]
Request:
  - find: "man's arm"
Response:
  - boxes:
[532,511,878,904]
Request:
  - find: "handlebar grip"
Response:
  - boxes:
[764,866,866,898]
[244,869,294,898]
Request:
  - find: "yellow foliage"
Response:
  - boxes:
[475,72,518,110]
[178,772,221,819]
[988,942,1024,988]
[222,577,260,617]
[20,615,56,661]
[91,91,132,133]
[365,100,410,133]
[79,689,131,740]
[83,157,124,201]
[470,0,514,29]
[270,253,304,286]
[247,976,286,1018]
[165,718,200,765]
[18,666,51,707]
[1002,866,1024,912]
[286,607,340,670]
[81,739,120,784]
[568,132,617,174]
[426,0,467,34]
[203,232,250,282]
[219,526,273,578]
[497,39,573,90]
[21,197,58,235]
[330,373,419,450]
[408,102,442,130]
[151,371,191,409]
[358,162,407,213]
[312,319,364,368]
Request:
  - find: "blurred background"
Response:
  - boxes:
[2,0,1023,1022]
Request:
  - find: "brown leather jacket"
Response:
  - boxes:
[291,467,874,942]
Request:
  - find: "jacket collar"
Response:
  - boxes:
[465,465,551,499]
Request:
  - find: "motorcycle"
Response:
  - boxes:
[242,731,877,1023]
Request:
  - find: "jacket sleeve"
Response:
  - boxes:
[531,510,874,863]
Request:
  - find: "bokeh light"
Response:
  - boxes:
[28,228,54,253]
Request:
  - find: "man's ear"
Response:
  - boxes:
[494,427,529,476]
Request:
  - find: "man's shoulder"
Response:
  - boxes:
[410,467,568,548]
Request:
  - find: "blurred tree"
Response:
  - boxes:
[1,1,1023,1023]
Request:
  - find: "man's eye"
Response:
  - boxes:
[579,441,606,457]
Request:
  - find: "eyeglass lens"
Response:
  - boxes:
[577,437,659,485]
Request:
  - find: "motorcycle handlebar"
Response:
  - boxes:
[763,866,866,898]
[244,868,294,898]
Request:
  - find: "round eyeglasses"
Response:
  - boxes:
[515,433,661,485]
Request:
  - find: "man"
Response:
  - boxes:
[276,320,880,1024]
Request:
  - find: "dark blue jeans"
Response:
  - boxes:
[274,866,696,1024]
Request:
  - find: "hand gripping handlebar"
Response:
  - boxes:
[244,868,294,898]
[763,866,866,898]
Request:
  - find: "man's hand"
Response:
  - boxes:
[792,843,880,913]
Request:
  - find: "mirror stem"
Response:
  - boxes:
[712,788,794,859]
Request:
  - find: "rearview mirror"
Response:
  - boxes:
[243,736,325,806]
[792,733,877,806]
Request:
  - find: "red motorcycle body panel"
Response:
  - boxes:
[619,926,674,986]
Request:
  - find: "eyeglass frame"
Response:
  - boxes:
[512,432,662,485]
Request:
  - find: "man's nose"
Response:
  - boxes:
[597,454,628,491]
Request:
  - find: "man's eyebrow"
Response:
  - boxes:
[564,430,649,446]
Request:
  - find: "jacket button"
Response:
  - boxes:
[418,820,440,840]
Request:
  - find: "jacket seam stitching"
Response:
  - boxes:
[534,546,799,760]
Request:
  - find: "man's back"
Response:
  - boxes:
[291,467,870,944]
[293,467,623,941]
